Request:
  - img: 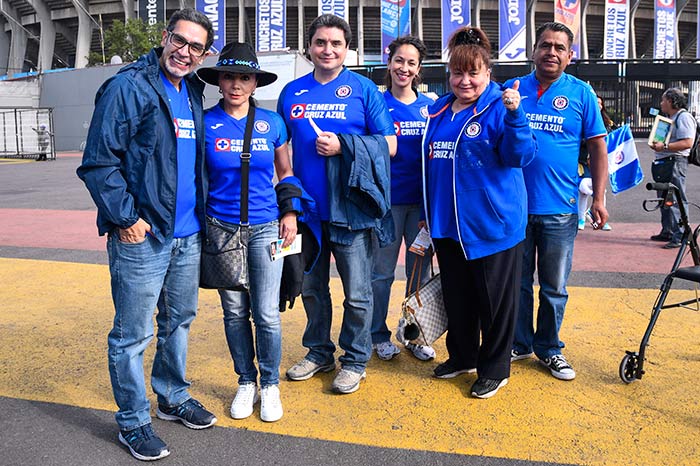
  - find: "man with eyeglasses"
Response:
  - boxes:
[78,8,215,461]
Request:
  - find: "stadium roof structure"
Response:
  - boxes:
[1,0,698,77]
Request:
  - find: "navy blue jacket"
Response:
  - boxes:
[422,81,535,260]
[77,48,207,243]
[327,133,395,247]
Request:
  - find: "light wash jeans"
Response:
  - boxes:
[217,219,283,387]
[371,204,431,344]
[301,223,373,373]
[515,213,578,360]
[107,231,201,431]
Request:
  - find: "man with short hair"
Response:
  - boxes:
[77,8,216,461]
[507,22,609,381]
[277,14,397,394]
[649,87,695,249]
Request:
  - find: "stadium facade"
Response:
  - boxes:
[0,0,698,77]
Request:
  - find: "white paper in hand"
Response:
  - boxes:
[408,227,432,256]
[307,117,323,136]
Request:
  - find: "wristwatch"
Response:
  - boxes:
[663,142,669,150]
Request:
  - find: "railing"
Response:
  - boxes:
[349,59,700,138]
[0,107,55,160]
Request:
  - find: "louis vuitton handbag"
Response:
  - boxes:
[199,106,254,292]
[400,256,448,346]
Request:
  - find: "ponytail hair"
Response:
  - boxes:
[447,27,491,73]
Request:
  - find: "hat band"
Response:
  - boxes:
[216,58,260,70]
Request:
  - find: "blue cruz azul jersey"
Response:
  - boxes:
[277,68,394,220]
[161,71,200,238]
[204,103,288,225]
[506,72,607,215]
[384,91,433,205]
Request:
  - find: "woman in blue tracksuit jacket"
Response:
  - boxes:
[422,27,535,399]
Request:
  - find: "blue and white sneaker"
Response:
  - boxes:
[118,423,170,461]
[156,398,217,429]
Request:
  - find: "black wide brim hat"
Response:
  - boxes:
[197,41,277,88]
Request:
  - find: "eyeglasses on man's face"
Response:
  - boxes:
[167,31,206,57]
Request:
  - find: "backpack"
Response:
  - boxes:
[682,110,700,167]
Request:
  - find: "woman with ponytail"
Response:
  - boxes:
[371,36,437,362]
[421,27,535,398]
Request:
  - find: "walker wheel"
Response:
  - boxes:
[619,353,639,384]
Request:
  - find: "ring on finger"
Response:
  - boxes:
[505,97,513,105]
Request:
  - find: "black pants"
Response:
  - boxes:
[433,238,523,379]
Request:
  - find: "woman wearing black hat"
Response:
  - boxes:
[198,42,296,422]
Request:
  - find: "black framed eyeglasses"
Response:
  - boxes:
[167,32,206,57]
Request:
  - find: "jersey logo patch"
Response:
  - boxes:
[420,106,429,119]
[215,138,231,151]
[393,122,400,135]
[465,122,482,138]
[552,95,569,110]
[255,120,270,134]
[290,104,306,119]
[335,85,352,99]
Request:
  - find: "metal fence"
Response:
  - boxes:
[350,60,700,138]
[0,107,55,160]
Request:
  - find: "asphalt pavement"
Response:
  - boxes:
[1,144,699,466]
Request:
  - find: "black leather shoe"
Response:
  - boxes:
[650,233,672,242]
[663,241,682,249]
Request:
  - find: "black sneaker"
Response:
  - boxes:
[650,233,672,242]
[663,241,682,249]
[540,354,576,380]
[118,423,170,461]
[433,360,476,379]
[510,349,534,362]
[470,378,508,399]
[156,398,217,429]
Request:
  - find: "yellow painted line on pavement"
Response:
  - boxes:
[1,258,698,465]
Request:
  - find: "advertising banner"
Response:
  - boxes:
[498,0,526,61]
[654,0,676,59]
[319,0,348,21]
[256,0,286,52]
[442,0,471,61]
[138,0,166,26]
[381,0,411,63]
[195,0,225,54]
[554,0,581,59]
[603,0,629,59]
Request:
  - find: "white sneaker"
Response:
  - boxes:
[405,342,436,361]
[260,385,283,422]
[373,341,401,360]
[230,383,259,419]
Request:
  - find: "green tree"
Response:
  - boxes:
[88,19,165,66]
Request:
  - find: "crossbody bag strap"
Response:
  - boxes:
[240,104,255,226]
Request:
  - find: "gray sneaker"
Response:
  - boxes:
[331,368,366,394]
[286,358,335,381]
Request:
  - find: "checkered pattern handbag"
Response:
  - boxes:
[401,260,447,346]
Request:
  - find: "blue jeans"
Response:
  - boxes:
[217,219,283,387]
[515,214,578,360]
[371,204,431,344]
[658,157,688,243]
[301,223,373,372]
[107,231,201,431]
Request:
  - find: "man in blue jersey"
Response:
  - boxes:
[278,14,397,394]
[77,9,216,461]
[507,22,609,381]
